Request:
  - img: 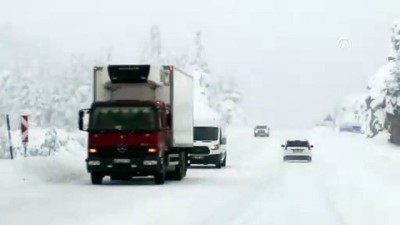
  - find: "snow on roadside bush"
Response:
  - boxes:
[0,128,88,183]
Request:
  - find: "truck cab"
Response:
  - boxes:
[189,124,227,168]
[79,65,193,185]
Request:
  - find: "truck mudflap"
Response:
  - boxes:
[86,156,161,175]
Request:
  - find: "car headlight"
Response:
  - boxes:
[210,145,219,150]
[88,160,101,166]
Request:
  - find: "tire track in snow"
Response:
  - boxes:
[230,130,352,225]
[198,134,285,225]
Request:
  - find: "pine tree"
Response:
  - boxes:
[140,26,165,64]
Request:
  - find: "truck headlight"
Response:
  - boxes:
[210,145,219,150]
[89,148,97,154]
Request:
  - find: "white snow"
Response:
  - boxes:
[1,127,400,225]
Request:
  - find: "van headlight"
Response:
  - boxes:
[210,145,219,150]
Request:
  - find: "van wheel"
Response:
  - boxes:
[215,154,222,169]
[91,173,103,185]
[221,153,227,167]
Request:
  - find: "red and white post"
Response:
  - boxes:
[21,115,28,157]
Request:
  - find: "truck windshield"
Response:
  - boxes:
[194,127,219,141]
[89,106,158,132]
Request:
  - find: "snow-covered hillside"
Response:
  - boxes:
[332,20,400,141]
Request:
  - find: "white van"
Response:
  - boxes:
[189,123,227,168]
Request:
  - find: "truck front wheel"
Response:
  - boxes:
[91,172,103,185]
[154,155,166,185]
[221,153,227,167]
[154,170,165,185]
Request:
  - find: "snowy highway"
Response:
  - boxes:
[2,127,400,225]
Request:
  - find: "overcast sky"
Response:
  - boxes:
[1,0,400,128]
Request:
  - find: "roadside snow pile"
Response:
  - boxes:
[13,147,87,183]
[0,128,87,183]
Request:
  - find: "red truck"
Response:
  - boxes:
[79,65,194,185]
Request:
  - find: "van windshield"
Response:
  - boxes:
[255,126,267,129]
[286,140,309,147]
[89,106,159,132]
[194,127,219,141]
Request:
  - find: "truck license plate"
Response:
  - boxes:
[113,159,131,164]
[293,149,303,153]
[194,156,204,159]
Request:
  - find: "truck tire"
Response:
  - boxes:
[91,173,103,185]
[221,153,227,167]
[172,152,186,180]
[154,155,166,185]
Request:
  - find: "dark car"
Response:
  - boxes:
[339,122,362,133]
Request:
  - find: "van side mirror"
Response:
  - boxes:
[310,145,314,148]
[221,137,227,145]
[281,144,285,148]
[78,109,89,131]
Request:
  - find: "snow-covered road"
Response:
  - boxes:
[1,127,400,225]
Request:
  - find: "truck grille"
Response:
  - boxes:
[191,147,210,155]
[96,147,149,158]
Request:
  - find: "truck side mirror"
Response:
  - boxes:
[281,144,285,148]
[310,145,314,148]
[167,113,172,127]
[78,109,89,131]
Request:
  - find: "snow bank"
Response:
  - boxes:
[13,148,87,184]
[0,128,87,184]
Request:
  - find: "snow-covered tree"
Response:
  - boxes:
[140,26,166,64]
[190,32,210,74]
[333,20,400,141]
[183,31,243,125]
